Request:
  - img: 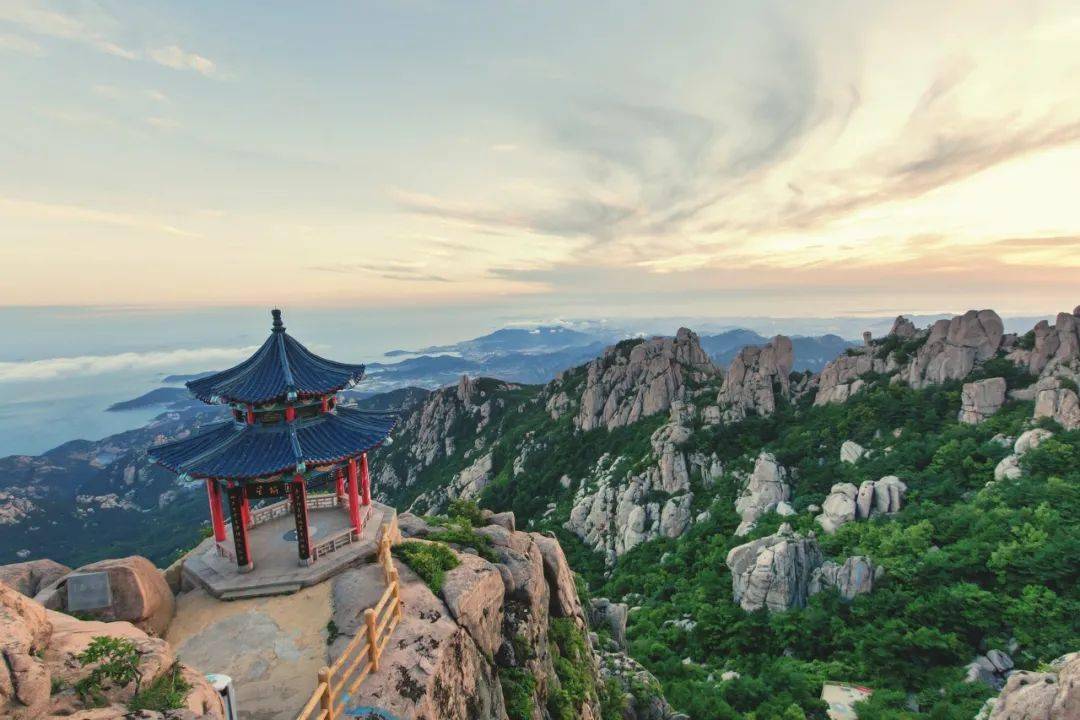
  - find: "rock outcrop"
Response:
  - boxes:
[725,524,823,613]
[840,440,868,464]
[589,598,628,649]
[0,583,222,720]
[816,476,906,533]
[53,555,176,637]
[966,649,1015,691]
[573,329,717,432]
[986,651,1079,719]
[960,377,1007,424]
[1033,377,1080,430]
[815,349,888,406]
[808,556,880,600]
[906,310,1004,388]
[994,429,1054,481]
[716,335,793,421]
[733,452,790,536]
[0,559,70,598]
[350,524,606,720]
[1007,308,1080,376]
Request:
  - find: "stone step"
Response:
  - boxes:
[219,582,302,601]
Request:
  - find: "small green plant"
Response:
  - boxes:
[1060,377,1078,393]
[500,667,537,720]
[446,498,486,527]
[50,676,67,695]
[393,541,460,593]
[326,619,341,645]
[426,525,498,562]
[75,636,143,707]
[1016,329,1036,350]
[129,662,191,712]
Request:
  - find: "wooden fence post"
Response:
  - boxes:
[390,569,402,621]
[318,666,335,720]
[365,608,380,672]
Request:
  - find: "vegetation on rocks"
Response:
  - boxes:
[393,541,461,593]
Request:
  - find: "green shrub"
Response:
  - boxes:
[547,618,597,719]
[75,636,143,707]
[393,541,460,593]
[1060,377,1078,393]
[446,498,486,527]
[426,525,498,562]
[1016,330,1036,350]
[129,663,191,712]
[500,667,537,720]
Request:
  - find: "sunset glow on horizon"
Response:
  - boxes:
[2,1,1079,316]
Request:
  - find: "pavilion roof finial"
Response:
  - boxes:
[271,308,285,333]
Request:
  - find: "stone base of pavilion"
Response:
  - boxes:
[181,500,397,600]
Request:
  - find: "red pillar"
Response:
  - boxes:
[335,468,345,501]
[206,479,226,542]
[347,458,361,537]
[361,452,372,506]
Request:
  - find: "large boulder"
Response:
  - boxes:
[62,556,175,636]
[1008,308,1080,376]
[815,350,887,406]
[589,598,629,649]
[816,483,858,534]
[530,532,584,620]
[906,310,1004,388]
[808,556,880,601]
[717,335,793,421]
[960,377,1007,424]
[725,524,823,613]
[840,440,868,464]
[440,553,505,657]
[988,651,1079,719]
[734,452,790,536]
[0,559,70,599]
[1,583,52,717]
[1033,378,1080,430]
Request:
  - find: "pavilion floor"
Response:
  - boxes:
[180,500,396,600]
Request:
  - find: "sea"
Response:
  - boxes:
[0,305,499,457]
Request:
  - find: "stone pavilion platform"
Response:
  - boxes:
[181,499,397,600]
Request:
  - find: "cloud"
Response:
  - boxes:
[0,346,257,383]
[0,1,137,59]
[0,32,44,55]
[308,260,453,283]
[0,196,199,238]
[149,45,215,76]
[146,116,180,130]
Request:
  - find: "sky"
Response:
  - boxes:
[2,0,1079,318]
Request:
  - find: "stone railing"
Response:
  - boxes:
[249,499,290,527]
[312,527,355,560]
[307,494,339,511]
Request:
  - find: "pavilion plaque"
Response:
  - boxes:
[66,571,112,612]
[248,480,287,500]
[226,486,250,567]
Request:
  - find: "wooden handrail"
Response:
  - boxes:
[295,521,401,720]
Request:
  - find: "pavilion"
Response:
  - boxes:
[150,309,397,574]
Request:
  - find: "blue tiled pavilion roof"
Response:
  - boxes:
[148,407,397,480]
[186,309,367,405]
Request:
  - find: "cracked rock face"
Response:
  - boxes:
[574,328,717,432]
[808,556,880,600]
[906,310,1004,388]
[725,524,823,613]
[717,335,793,421]
[815,349,889,406]
[960,377,1007,424]
[1033,377,1080,430]
[1007,308,1080,376]
[987,651,1079,719]
[817,477,906,533]
[734,452,790,536]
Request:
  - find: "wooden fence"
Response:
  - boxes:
[296,521,402,720]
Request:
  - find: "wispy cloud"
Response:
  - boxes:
[0,346,257,382]
[149,45,215,77]
[0,196,199,238]
[0,32,44,55]
[309,260,453,283]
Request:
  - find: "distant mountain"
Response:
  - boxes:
[387,325,601,358]
[701,330,855,372]
[107,387,194,412]
[345,386,432,412]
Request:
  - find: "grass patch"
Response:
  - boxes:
[500,667,537,720]
[129,663,191,712]
[393,541,460,593]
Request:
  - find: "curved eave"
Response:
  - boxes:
[186,332,367,405]
[148,408,397,481]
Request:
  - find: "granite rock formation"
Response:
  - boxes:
[716,335,793,421]
[994,429,1054,481]
[1033,377,1080,431]
[572,329,717,432]
[960,377,1008,424]
[808,556,880,600]
[906,310,1004,388]
[986,651,1079,719]
[725,524,823,613]
[733,452,790,536]
[816,476,906,533]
